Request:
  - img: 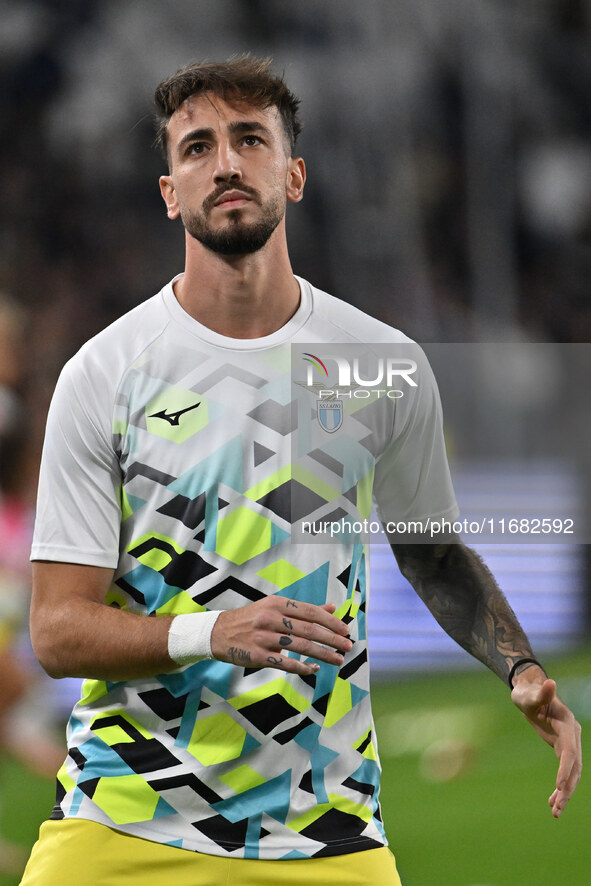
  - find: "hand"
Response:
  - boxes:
[511,667,582,818]
[210,596,353,676]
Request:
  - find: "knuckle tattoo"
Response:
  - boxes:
[227,646,251,665]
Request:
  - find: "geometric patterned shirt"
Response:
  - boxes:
[31,276,458,859]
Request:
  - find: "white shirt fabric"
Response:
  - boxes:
[32,276,458,859]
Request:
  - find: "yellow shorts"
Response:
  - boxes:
[20,819,402,886]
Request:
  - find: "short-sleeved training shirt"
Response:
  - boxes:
[32,276,458,860]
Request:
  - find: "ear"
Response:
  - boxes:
[286,157,306,204]
[159,175,180,219]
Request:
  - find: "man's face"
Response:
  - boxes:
[159,94,305,256]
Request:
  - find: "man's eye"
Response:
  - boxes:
[188,143,206,155]
[243,135,262,146]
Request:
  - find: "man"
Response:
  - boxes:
[21,56,581,886]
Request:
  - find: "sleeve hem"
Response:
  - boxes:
[30,546,119,569]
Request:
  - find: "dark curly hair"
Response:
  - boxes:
[154,55,302,162]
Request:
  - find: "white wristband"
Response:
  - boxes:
[167,611,223,666]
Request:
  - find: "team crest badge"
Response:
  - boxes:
[317,399,343,433]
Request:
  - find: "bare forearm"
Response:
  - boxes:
[31,561,178,681]
[392,542,536,683]
[33,597,176,681]
[31,562,353,683]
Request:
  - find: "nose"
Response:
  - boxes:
[213,140,242,183]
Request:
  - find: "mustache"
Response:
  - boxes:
[203,183,260,213]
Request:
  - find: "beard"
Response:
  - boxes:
[181,186,285,256]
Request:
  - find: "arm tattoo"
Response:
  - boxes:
[266,656,284,667]
[227,647,251,666]
[392,543,536,683]
[282,618,293,631]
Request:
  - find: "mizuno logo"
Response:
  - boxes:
[149,402,201,426]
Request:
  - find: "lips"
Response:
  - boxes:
[214,190,252,208]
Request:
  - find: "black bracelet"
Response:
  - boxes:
[508,658,545,690]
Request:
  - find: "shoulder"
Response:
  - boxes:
[303,279,414,345]
[47,286,172,432]
[301,277,437,405]
[60,287,170,391]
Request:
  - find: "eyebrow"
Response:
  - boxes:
[176,120,273,155]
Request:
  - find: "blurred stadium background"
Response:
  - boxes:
[0,1,590,883]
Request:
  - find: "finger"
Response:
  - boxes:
[556,746,579,794]
[548,787,565,819]
[559,745,582,800]
[553,707,582,777]
[513,677,556,713]
[551,787,572,819]
[536,678,557,707]
[281,598,350,636]
[548,750,582,817]
[262,652,321,677]
[276,615,353,654]
[273,632,350,666]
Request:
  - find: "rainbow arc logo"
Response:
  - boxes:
[302,353,328,381]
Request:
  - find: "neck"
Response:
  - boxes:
[173,223,300,339]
